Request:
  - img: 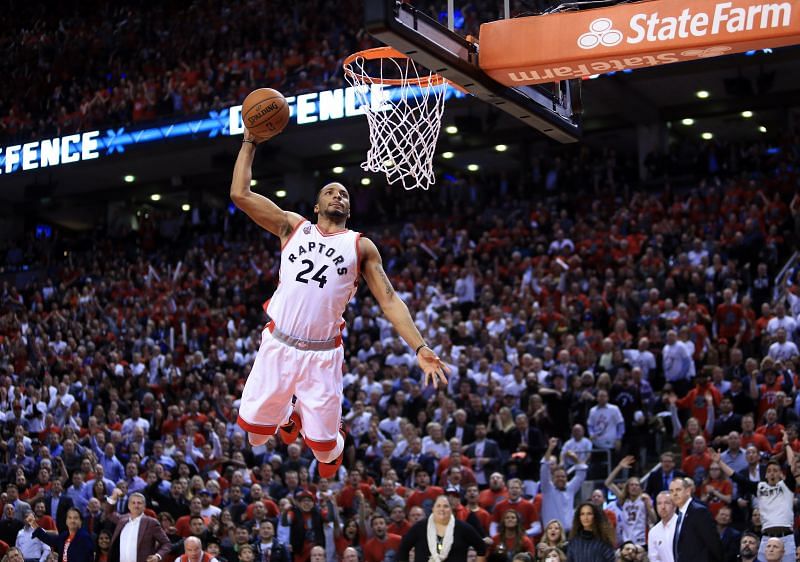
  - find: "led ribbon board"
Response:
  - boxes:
[479,0,800,85]
[0,84,461,176]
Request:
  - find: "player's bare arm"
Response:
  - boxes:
[359,236,449,388]
[230,129,302,243]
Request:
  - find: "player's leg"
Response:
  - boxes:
[278,399,303,445]
[294,347,346,476]
[237,329,296,446]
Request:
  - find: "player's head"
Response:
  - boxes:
[315,183,350,220]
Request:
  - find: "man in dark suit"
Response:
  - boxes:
[716,506,742,562]
[508,413,546,480]
[445,409,476,446]
[392,436,436,486]
[43,478,74,533]
[463,422,501,486]
[713,396,743,440]
[644,452,687,498]
[106,489,171,562]
[670,476,723,562]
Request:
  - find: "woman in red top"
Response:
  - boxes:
[697,462,733,518]
[334,517,366,559]
[491,510,535,559]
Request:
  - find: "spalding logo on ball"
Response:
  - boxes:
[241,88,290,139]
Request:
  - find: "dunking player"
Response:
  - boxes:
[231,129,449,477]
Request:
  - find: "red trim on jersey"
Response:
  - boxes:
[305,437,337,451]
[354,232,362,282]
[237,416,278,435]
[314,224,349,237]
[262,298,271,314]
[281,218,307,250]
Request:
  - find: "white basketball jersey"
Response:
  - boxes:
[266,220,360,341]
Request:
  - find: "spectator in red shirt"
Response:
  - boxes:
[682,435,712,481]
[740,414,772,453]
[675,369,721,428]
[405,469,444,516]
[478,472,508,512]
[386,505,411,536]
[490,509,536,559]
[490,478,539,537]
[362,514,402,562]
[336,469,375,517]
[463,484,491,537]
[755,408,785,449]
[714,289,745,342]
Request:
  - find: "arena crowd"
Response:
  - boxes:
[1,131,799,562]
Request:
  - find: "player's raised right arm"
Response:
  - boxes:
[230,130,301,241]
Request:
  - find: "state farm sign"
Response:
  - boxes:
[479,0,800,85]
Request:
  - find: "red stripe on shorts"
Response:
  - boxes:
[237,415,278,435]
[305,437,337,452]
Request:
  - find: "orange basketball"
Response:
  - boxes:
[241,88,290,139]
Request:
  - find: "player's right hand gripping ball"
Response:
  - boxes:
[241,88,290,140]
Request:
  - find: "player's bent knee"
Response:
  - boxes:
[314,446,340,463]
[306,437,337,452]
[249,433,271,446]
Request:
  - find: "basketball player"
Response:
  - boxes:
[231,129,449,477]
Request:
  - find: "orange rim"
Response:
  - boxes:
[343,46,449,87]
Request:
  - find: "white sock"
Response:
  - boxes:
[314,432,344,463]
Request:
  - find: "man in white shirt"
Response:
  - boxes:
[107,490,171,562]
[648,491,677,562]
[766,304,797,337]
[15,517,50,562]
[560,424,593,470]
[767,328,799,362]
[587,389,625,451]
[624,337,657,381]
[662,330,694,392]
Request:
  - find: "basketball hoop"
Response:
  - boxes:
[343,47,450,191]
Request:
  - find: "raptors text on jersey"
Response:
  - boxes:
[267,220,360,341]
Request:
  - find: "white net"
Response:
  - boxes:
[343,49,449,191]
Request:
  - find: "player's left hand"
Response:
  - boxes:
[417,347,450,388]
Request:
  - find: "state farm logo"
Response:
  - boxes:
[578,18,624,49]
[680,46,732,58]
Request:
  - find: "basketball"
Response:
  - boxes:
[241,88,290,139]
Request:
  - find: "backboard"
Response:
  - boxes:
[363,0,583,143]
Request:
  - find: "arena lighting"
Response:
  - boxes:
[360,177,371,186]
[467,164,479,171]
[123,175,135,183]
[150,194,161,201]
[275,190,287,198]
[741,110,753,118]
[445,125,458,134]
[494,144,508,152]
[330,143,344,151]
[441,152,455,159]
[332,166,344,174]
[681,118,694,126]
[759,126,767,133]
[695,90,710,99]
[701,132,714,140]
[181,204,191,212]
[250,179,258,186]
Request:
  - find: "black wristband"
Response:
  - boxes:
[415,344,427,355]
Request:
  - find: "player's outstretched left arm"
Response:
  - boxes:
[359,237,449,388]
